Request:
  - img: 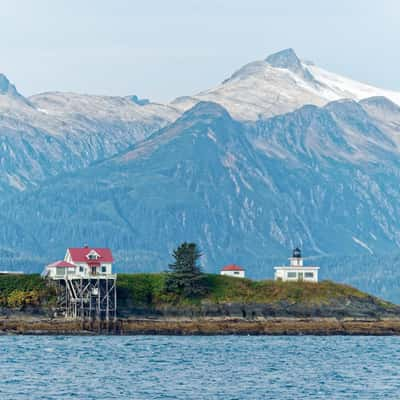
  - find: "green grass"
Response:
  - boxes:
[117,273,166,306]
[0,273,392,311]
[116,273,383,308]
[204,275,372,305]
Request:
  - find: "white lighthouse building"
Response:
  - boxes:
[274,248,319,282]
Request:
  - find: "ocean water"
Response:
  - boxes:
[0,336,399,399]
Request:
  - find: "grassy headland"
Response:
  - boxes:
[116,273,399,318]
[1,273,400,334]
[117,273,371,305]
[0,273,398,319]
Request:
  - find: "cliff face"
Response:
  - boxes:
[118,300,400,320]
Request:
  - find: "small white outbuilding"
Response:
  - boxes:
[274,248,319,282]
[220,264,245,278]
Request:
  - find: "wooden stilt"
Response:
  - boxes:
[54,275,117,323]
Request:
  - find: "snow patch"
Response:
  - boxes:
[7,174,26,190]
[308,64,400,106]
[352,236,374,254]
[207,129,217,143]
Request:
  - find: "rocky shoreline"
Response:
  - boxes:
[2,275,400,335]
[2,317,400,335]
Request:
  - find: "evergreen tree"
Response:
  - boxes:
[165,242,207,297]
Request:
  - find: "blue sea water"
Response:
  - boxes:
[0,335,399,399]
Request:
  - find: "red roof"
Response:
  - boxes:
[48,260,76,268]
[221,264,245,272]
[68,247,114,263]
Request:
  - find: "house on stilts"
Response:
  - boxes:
[42,246,117,321]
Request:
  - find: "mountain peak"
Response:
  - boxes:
[181,101,232,121]
[128,95,150,106]
[360,96,400,113]
[324,98,368,118]
[265,48,314,82]
[265,48,300,69]
[0,73,21,97]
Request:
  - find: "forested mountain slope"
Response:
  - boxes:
[2,98,400,300]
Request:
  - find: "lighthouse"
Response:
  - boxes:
[274,248,319,282]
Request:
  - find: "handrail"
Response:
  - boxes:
[52,273,117,279]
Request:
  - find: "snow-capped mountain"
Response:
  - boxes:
[0,76,179,191]
[1,48,400,301]
[171,48,400,120]
[1,47,398,192]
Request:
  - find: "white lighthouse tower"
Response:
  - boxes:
[289,247,303,267]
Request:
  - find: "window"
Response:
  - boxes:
[305,272,314,278]
[56,267,65,276]
[101,266,107,273]
[79,266,84,273]
[87,251,99,260]
[287,272,297,278]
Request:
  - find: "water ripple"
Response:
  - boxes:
[0,336,399,399]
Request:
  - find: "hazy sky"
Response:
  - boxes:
[1,0,399,102]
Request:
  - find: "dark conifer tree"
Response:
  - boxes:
[165,242,207,297]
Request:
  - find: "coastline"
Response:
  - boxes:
[3,275,400,336]
[2,317,400,335]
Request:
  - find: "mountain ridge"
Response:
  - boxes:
[1,95,400,263]
[0,78,180,191]
[171,48,400,120]
[0,49,400,303]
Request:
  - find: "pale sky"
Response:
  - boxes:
[0,0,399,102]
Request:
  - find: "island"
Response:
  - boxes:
[1,273,400,335]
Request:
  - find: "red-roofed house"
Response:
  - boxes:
[43,246,114,279]
[220,264,245,278]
